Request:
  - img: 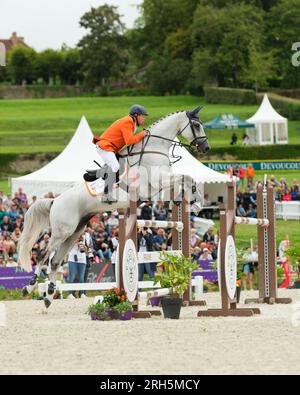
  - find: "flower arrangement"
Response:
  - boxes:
[88,288,133,321]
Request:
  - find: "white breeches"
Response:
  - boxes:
[96,146,120,173]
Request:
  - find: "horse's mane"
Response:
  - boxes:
[147,110,186,131]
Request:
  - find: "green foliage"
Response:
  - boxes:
[205,87,257,105]
[8,47,37,84]
[113,302,133,313]
[87,303,111,320]
[286,246,300,277]
[154,251,199,297]
[78,5,128,88]
[103,287,127,308]
[206,144,300,160]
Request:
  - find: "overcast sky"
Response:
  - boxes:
[0,0,142,51]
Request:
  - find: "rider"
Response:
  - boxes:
[84,105,149,203]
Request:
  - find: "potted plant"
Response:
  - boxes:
[154,251,198,319]
[88,302,111,321]
[114,302,133,321]
[286,245,300,288]
[103,288,127,319]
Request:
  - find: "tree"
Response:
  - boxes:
[241,41,276,91]
[192,2,265,88]
[78,5,128,89]
[267,0,300,88]
[8,47,37,84]
[59,46,83,85]
[36,50,63,85]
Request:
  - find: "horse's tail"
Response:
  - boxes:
[18,199,53,272]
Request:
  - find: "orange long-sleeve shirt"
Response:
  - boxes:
[94,115,145,153]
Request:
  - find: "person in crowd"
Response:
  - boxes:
[137,227,155,281]
[6,256,18,268]
[0,216,14,233]
[2,233,16,260]
[109,229,119,280]
[0,199,9,226]
[243,133,249,146]
[242,247,258,291]
[237,203,247,217]
[67,234,88,299]
[203,228,215,243]
[0,254,5,267]
[230,132,238,145]
[8,202,21,223]
[107,211,119,229]
[11,227,21,248]
[246,204,257,218]
[191,228,201,250]
[199,248,213,261]
[153,201,168,221]
[140,201,153,220]
[153,228,167,251]
[238,166,246,191]
[246,164,255,188]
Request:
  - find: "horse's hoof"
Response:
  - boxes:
[22,287,29,297]
[44,298,52,309]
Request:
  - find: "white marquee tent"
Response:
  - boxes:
[246,94,288,145]
[11,116,231,201]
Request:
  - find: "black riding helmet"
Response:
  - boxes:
[130,104,149,116]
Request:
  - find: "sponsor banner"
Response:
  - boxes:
[0,267,34,290]
[202,161,300,172]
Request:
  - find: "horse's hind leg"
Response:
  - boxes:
[44,230,86,308]
[22,260,44,297]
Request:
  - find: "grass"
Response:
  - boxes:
[0,96,299,153]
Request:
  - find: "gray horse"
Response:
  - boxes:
[19,106,210,307]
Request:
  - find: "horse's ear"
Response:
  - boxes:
[189,106,204,117]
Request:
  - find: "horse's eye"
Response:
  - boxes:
[193,121,201,129]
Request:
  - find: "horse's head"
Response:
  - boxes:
[180,106,210,154]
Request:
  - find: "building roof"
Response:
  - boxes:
[0,32,30,51]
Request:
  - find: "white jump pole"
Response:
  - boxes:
[136,219,184,232]
[235,217,269,226]
[138,288,171,299]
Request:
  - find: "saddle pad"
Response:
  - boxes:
[85,178,105,197]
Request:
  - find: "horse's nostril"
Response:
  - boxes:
[205,146,210,153]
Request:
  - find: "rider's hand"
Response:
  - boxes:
[142,130,149,138]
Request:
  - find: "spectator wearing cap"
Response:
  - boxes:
[199,248,213,260]
[8,202,20,223]
[6,256,18,268]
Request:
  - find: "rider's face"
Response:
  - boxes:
[137,114,146,125]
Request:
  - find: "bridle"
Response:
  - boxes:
[118,111,209,167]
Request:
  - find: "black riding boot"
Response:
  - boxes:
[83,164,110,182]
[102,168,118,204]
